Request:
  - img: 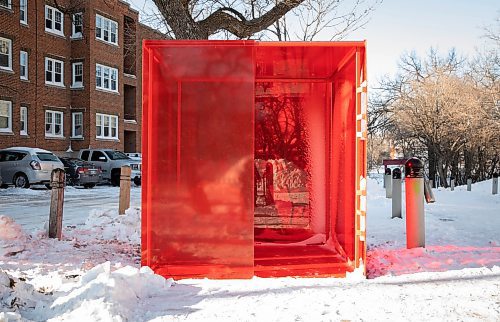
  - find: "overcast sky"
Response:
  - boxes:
[127,0,498,83]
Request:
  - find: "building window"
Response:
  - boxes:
[0,100,12,133]
[72,62,83,88]
[45,110,63,137]
[0,37,12,71]
[45,57,64,87]
[72,13,83,38]
[20,51,28,80]
[20,106,28,135]
[72,112,83,138]
[0,0,10,9]
[20,0,27,24]
[45,5,64,36]
[96,64,118,92]
[96,113,118,139]
[95,14,118,45]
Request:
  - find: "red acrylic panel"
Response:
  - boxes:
[142,41,256,279]
[142,41,367,279]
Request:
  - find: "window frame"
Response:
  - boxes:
[0,100,12,133]
[72,12,83,38]
[71,112,83,138]
[20,50,28,80]
[45,57,64,87]
[0,0,11,10]
[96,113,118,140]
[0,37,13,71]
[45,110,64,138]
[20,0,27,24]
[95,14,118,45]
[95,63,118,93]
[45,5,64,36]
[72,62,83,88]
[20,106,28,135]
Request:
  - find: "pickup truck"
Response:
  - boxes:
[78,149,141,186]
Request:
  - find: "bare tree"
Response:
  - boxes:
[139,0,380,40]
[370,48,499,186]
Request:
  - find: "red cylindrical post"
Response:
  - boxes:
[405,158,425,249]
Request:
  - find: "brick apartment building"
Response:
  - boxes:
[0,0,163,155]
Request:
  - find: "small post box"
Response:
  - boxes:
[405,158,425,249]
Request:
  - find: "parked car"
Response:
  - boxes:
[0,147,64,188]
[78,149,141,186]
[125,153,141,185]
[59,157,102,188]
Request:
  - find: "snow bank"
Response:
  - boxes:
[0,216,27,257]
[38,262,172,321]
[82,208,141,244]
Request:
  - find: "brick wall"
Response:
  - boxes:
[0,0,163,155]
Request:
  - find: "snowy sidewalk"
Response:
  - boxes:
[1,177,499,321]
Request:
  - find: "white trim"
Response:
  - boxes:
[95,63,118,93]
[96,113,118,139]
[20,51,28,80]
[0,37,12,71]
[0,0,11,9]
[72,62,83,88]
[0,100,12,133]
[20,106,28,135]
[71,112,83,138]
[20,0,27,24]
[45,110,64,137]
[45,5,64,37]
[45,57,64,87]
[95,14,118,46]
[71,12,83,39]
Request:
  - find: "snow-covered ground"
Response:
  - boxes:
[0,177,499,321]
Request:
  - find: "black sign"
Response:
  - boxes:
[405,158,424,178]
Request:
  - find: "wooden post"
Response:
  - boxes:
[49,168,65,239]
[119,165,131,215]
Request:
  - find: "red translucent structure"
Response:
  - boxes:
[142,41,367,279]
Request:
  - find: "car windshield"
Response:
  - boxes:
[37,152,59,162]
[105,151,130,160]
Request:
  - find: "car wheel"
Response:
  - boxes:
[133,176,141,186]
[84,183,96,189]
[14,173,30,188]
[111,170,120,187]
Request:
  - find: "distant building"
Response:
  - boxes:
[0,0,164,154]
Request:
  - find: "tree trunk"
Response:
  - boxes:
[428,145,437,188]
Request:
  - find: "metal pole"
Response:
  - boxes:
[385,167,392,198]
[450,176,455,191]
[405,158,425,249]
[493,173,498,195]
[392,168,402,219]
[467,176,472,191]
[424,179,435,203]
[383,165,387,188]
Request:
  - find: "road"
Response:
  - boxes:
[0,185,141,232]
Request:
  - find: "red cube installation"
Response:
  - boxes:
[142,41,367,279]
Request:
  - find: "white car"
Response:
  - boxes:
[0,147,64,188]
